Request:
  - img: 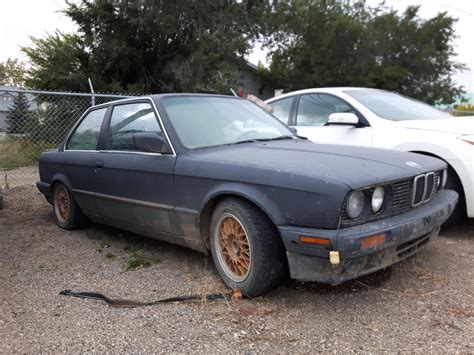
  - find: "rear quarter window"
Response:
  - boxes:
[66,108,107,150]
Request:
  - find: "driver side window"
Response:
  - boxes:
[108,103,162,151]
[296,94,355,126]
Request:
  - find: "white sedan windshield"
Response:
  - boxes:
[345,89,452,121]
[162,96,293,148]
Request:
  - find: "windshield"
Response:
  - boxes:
[162,96,294,149]
[345,89,452,121]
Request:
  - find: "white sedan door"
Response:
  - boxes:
[287,93,373,147]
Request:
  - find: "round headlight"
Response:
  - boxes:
[372,186,385,213]
[347,191,364,219]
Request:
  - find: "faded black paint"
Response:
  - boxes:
[37,94,458,283]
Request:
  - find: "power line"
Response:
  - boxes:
[431,1,474,16]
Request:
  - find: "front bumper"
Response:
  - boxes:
[278,189,458,284]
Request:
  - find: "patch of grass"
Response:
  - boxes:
[0,138,47,170]
[124,253,153,270]
[123,253,159,271]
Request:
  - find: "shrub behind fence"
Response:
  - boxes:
[0,88,133,188]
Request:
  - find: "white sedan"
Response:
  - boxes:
[266,87,474,226]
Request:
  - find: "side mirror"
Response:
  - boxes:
[132,132,172,154]
[327,112,359,126]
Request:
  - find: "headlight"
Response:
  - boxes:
[371,186,384,213]
[442,169,448,188]
[457,135,474,145]
[347,191,364,219]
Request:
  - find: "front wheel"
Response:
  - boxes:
[210,198,288,297]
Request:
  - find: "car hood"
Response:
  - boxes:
[399,117,474,135]
[185,140,445,190]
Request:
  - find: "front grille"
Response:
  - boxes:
[412,171,439,205]
[391,179,412,212]
[341,170,443,226]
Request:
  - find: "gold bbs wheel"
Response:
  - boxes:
[54,185,70,223]
[215,213,251,282]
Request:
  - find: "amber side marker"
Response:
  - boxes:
[299,236,330,246]
[361,233,386,249]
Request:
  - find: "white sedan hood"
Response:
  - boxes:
[400,116,474,135]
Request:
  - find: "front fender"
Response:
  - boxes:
[198,182,283,226]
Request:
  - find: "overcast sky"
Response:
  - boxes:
[1,0,472,92]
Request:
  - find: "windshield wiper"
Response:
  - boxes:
[261,135,296,141]
[231,135,297,145]
[231,139,259,145]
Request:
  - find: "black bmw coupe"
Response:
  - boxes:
[37,94,458,296]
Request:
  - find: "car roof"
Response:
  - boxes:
[266,87,383,102]
[91,93,241,109]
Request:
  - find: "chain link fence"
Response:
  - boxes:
[1,87,472,190]
[0,88,134,188]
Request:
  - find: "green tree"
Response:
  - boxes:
[265,1,465,105]
[0,58,27,87]
[6,93,31,134]
[22,0,269,94]
[22,33,89,92]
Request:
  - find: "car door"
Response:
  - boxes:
[63,107,108,217]
[92,100,177,234]
[291,93,373,147]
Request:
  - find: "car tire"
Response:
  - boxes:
[53,183,89,230]
[443,167,466,228]
[210,198,288,297]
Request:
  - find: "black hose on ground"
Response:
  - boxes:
[59,289,237,308]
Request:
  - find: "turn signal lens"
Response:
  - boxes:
[299,236,330,246]
[361,233,386,249]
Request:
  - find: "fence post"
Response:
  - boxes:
[88,78,95,106]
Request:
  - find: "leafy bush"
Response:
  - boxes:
[453,103,474,117]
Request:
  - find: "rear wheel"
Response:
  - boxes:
[443,167,466,228]
[53,183,89,230]
[210,198,287,297]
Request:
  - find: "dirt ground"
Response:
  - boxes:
[1,186,473,352]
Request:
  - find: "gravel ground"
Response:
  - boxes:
[1,186,473,352]
[1,165,38,189]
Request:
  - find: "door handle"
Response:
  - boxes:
[95,161,104,168]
